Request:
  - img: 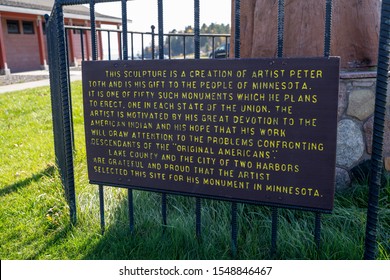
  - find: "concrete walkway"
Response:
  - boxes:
[0,69,82,94]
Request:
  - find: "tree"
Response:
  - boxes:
[145,23,231,58]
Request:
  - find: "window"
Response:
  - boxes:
[7,20,20,34]
[42,22,46,35]
[22,21,34,34]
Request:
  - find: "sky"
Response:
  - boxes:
[94,0,232,32]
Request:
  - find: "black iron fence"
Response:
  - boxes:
[46,0,389,259]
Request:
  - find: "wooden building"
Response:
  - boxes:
[0,0,123,74]
[231,0,380,70]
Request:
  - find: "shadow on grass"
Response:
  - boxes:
[78,191,376,260]
[0,165,55,197]
[80,192,319,260]
[81,192,237,260]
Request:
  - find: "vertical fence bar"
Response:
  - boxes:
[121,0,128,60]
[270,0,285,257]
[118,29,122,60]
[54,1,76,225]
[107,31,111,60]
[364,0,390,260]
[131,32,134,60]
[312,0,333,251]
[183,37,186,59]
[324,0,333,58]
[230,0,241,258]
[158,0,164,59]
[121,0,134,232]
[98,30,102,60]
[157,0,167,227]
[89,0,97,60]
[151,25,155,60]
[65,28,70,66]
[234,0,240,58]
[195,197,201,238]
[80,30,85,61]
[194,0,202,239]
[270,207,278,256]
[162,193,167,227]
[99,184,105,234]
[211,37,215,58]
[64,28,75,152]
[141,33,145,59]
[277,0,285,58]
[91,1,103,236]
[194,0,200,59]
[314,212,321,250]
[128,187,134,233]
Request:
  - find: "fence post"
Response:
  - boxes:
[270,0,286,257]
[364,0,390,260]
[324,0,333,58]
[89,0,97,61]
[121,0,128,60]
[231,202,238,258]
[46,1,76,225]
[231,0,241,258]
[193,0,202,239]
[277,0,285,58]
[158,0,164,59]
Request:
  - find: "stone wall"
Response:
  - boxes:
[336,71,390,189]
[230,0,387,189]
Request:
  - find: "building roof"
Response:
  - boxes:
[0,0,125,24]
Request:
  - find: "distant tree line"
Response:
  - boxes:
[143,23,230,58]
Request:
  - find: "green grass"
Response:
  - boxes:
[0,82,389,259]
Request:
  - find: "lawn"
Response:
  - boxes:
[0,82,389,259]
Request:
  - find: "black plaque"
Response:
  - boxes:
[82,57,339,211]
